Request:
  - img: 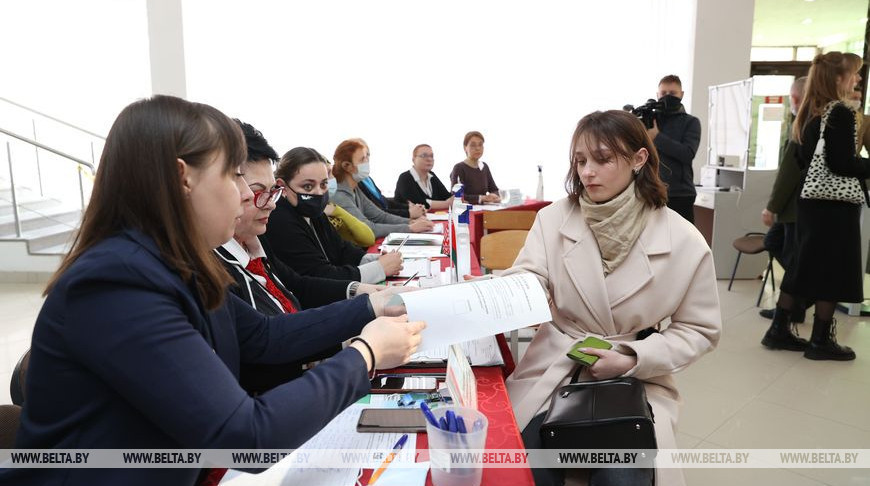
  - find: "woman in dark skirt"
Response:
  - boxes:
[763,51,870,361]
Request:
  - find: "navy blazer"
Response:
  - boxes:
[5,229,373,486]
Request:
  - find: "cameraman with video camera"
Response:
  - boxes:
[646,74,701,223]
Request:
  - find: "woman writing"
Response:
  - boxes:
[3,96,424,486]
[332,138,434,238]
[393,143,455,210]
[503,110,720,486]
[450,130,501,204]
[265,147,403,282]
[763,51,870,361]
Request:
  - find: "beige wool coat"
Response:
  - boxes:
[503,198,721,486]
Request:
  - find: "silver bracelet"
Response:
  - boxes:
[348,281,361,298]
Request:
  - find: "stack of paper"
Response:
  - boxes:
[408,335,505,366]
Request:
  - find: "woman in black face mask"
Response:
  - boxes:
[264,147,404,283]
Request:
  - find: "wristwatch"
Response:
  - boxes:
[348,281,361,298]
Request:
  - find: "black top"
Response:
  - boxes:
[653,107,701,198]
[393,169,452,208]
[265,197,366,281]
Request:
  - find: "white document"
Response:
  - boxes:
[397,258,433,278]
[425,222,445,234]
[220,404,416,486]
[409,335,504,366]
[401,272,552,353]
[427,213,449,221]
[382,233,443,246]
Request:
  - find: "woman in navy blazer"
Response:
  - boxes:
[3,96,424,486]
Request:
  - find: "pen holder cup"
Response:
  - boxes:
[425,406,488,486]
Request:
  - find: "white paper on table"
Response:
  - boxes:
[374,461,429,486]
[446,344,477,409]
[381,246,445,258]
[397,258,433,278]
[409,335,504,366]
[382,233,443,246]
[470,204,507,211]
[219,404,417,486]
[400,272,552,353]
[424,222,445,234]
[427,213,449,221]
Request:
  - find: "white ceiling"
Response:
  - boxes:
[753,0,867,47]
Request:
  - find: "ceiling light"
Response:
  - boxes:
[802,18,813,25]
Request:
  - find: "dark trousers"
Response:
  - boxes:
[521,413,655,486]
[667,195,695,224]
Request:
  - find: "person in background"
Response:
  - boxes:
[505,110,720,486]
[332,138,434,237]
[759,77,809,323]
[765,51,869,361]
[393,143,455,210]
[2,95,424,486]
[450,130,501,204]
[647,74,701,223]
[351,138,426,218]
[265,146,404,282]
[324,162,376,247]
[217,121,386,394]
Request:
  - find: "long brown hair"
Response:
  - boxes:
[46,95,245,310]
[566,110,668,209]
[793,51,859,143]
[332,139,366,182]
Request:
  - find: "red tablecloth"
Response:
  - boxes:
[359,366,534,486]
[468,200,551,257]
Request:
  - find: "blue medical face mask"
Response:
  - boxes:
[352,162,371,182]
[327,178,338,197]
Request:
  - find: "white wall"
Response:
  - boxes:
[181,0,695,201]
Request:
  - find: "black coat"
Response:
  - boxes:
[393,170,452,208]
[654,108,701,198]
[265,197,365,281]
[782,103,870,302]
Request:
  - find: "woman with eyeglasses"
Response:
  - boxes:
[216,121,386,396]
[3,96,425,486]
[265,147,404,282]
[450,130,501,204]
[393,143,455,210]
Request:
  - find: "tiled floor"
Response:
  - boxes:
[1,278,869,485]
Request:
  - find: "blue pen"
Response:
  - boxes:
[446,410,457,432]
[456,416,467,433]
[439,417,448,430]
[419,402,440,428]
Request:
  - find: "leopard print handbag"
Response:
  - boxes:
[799,101,864,205]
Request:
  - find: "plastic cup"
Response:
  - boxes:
[425,406,488,486]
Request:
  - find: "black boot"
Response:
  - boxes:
[759,308,774,319]
[804,316,856,361]
[761,307,809,351]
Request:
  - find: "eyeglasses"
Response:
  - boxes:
[416,153,434,159]
[252,185,284,209]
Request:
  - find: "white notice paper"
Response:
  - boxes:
[400,272,552,353]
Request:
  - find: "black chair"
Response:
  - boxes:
[727,232,775,306]
[10,349,30,406]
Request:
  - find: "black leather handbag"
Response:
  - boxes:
[539,370,657,451]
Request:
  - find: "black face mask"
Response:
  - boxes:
[290,188,329,218]
[659,94,683,112]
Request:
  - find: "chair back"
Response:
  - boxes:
[480,230,529,270]
[10,349,30,406]
[482,211,536,231]
[0,404,21,448]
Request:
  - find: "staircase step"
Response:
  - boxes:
[1,223,78,253]
[0,206,80,235]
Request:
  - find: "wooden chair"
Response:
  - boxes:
[480,210,538,362]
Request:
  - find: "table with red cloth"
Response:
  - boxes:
[363,239,533,486]
[468,200,551,258]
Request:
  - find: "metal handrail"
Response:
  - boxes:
[0,96,106,140]
[0,126,94,173]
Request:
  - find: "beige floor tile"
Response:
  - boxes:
[674,431,703,449]
[706,400,870,449]
[672,381,753,440]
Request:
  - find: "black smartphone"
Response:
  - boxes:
[370,373,445,393]
[357,408,428,433]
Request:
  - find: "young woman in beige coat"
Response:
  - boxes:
[503,110,721,486]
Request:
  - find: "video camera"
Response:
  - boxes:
[623,96,682,129]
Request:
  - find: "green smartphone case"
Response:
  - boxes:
[566,336,613,366]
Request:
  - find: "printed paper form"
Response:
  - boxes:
[401,272,552,353]
[220,404,416,486]
[409,335,504,366]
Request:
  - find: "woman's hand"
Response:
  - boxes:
[353,315,426,370]
[367,286,416,316]
[481,193,500,203]
[408,203,426,219]
[761,208,774,227]
[324,203,336,216]
[409,218,434,233]
[356,283,386,295]
[582,348,637,380]
[378,251,403,276]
